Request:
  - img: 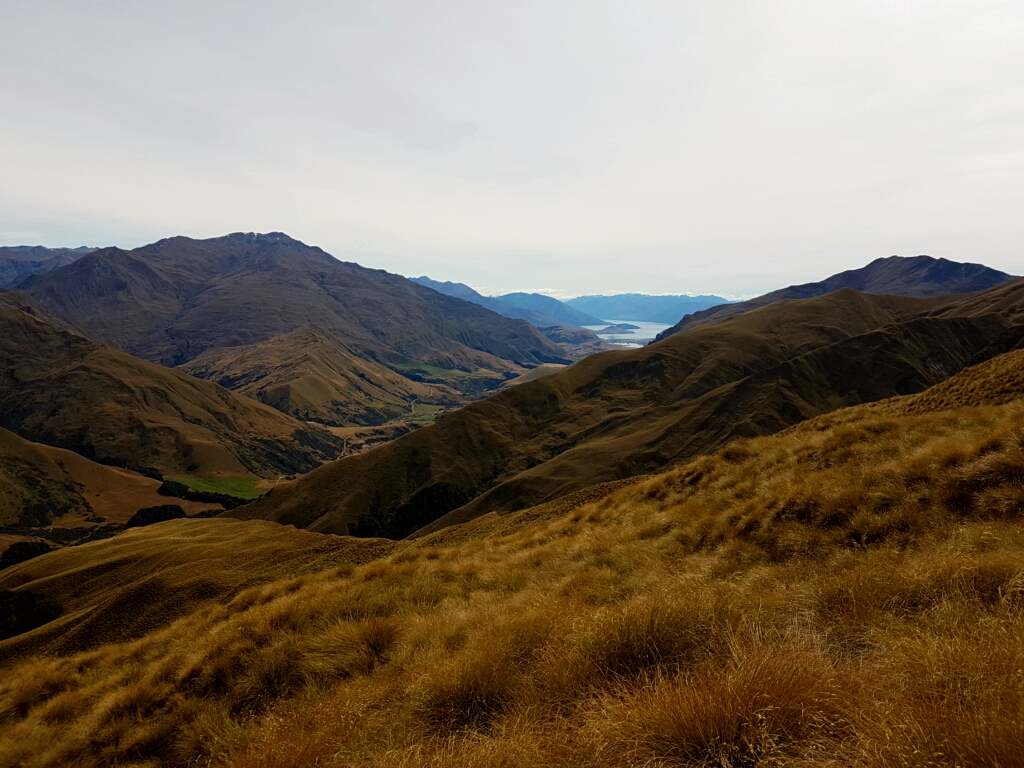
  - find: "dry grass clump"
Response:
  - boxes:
[1,359,1024,766]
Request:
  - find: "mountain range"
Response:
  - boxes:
[17,233,570,426]
[656,254,1015,340]
[231,276,1024,538]
[566,293,732,324]
[0,246,96,289]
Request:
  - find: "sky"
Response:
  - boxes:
[1,1,1021,298]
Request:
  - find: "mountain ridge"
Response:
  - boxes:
[656,254,1015,340]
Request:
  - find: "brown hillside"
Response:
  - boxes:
[0,519,394,666]
[0,428,216,530]
[234,280,1024,537]
[657,253,1016,339]
[21,233,567,377]
[2,347,1024,766]
[181,327,459,427]
[0,301,344,477]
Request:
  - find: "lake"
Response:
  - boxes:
[582,320,672,348]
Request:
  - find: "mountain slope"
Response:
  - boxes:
[497,292,602,326]
[657,254,1015,340]
[22,233,567,375]
[566,293,731,324]
[233,279,1024,537]
[0,297,344,477]
[0,246,96,289]
[180,327,457,426]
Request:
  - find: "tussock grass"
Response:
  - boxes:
[2,353,1024,766]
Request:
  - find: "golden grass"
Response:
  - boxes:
[1,354,1024,766]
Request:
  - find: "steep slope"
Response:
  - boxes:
[180,327,457,426]
[497,292,602,326]
[567,293,731,323]
[0,246,96,289]
[0,299,344,477]
[22,233,567,376]
[234,279,1024,537]
[411,276,565,327]
[657,254,1015,340]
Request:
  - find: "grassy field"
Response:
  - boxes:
[165,475,267,500]
[407,403,446,425]
[1,350,1023,766]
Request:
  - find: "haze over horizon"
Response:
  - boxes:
[2,1,1022,297]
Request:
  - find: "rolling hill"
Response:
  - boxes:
[656,254,1015,340]
[0,294,344,478]
[21,233,568,378]
[566,292,731,323]
[232,278,1024,537]
[0,246,96,289]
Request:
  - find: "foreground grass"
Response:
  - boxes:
[2,355,1024,767]
[165,476,267,500]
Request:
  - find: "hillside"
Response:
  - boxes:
[180,327,458,427]
[567,292,731,323]
[2,346,1023,766]
[233,279,1024,537]
[0,246,96,289]
[21,233,568,381]
[0,298,344,478]
[0,428,218,530]
[657,254,1015,340]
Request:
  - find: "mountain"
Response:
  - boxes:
[411,276,565,327]
[566,293,732,324]
[21,233,568,379]
[180,326,458,427]
[496,292,603,326]
[656,255,1015,341]
[231,278,1024,538]
[0,293,344,478]
[0,246,96,289]
[3,343,1024,765]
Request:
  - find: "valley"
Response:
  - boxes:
[0,239,1022,768]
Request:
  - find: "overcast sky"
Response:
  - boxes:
[1,1,1021,297]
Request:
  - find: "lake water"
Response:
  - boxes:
[582,320,672,348]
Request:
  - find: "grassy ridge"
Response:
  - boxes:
[1,350,1023,766]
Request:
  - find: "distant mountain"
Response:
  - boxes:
[232,278,1024,538]
[180,326,458,427]
[566,293,731,324]
[496,292,602,326]
[656,255,1015,341]
[412,277,613,359]
[0,292,344,478]
[22,233,568,380]
[0,246,97,289]
[411,276,564,327]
